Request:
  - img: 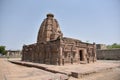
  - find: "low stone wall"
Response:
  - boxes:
[97,49,120,60]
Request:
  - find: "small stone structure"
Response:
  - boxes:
[6,50,21,58]
[22,13,97,65]
[96,44,107,50]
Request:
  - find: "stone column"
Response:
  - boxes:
[82,49,86,61]
[59,47,62,65]
[76,48,80,64]
[93,42,97,62]
[21,51,24,61]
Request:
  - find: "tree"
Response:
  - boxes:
[0,46,7,55]
[107,43,120,49]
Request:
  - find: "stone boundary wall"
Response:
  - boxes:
[0,56,22,58]
[97,49,120,60]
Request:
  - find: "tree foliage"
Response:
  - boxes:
[107,43,120,49]
[0,46,7,55]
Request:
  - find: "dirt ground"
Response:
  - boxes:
[0,58,61,80]
[0,58,120,80]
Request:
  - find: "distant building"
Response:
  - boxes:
[22,13,97,65]
[96,44,107,50]
[6,50,21,58]
[0,53,3,56]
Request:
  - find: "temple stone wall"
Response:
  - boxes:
[22,40,60,65]
[97,49,120,60]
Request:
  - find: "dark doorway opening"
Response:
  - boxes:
[79,50,83,61]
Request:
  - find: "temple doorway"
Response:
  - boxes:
[79,50,84,61]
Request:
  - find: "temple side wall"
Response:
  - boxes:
[97,49,120,60]
[22,38,97,65]
[22,40,61,65]
[61,40,96,65]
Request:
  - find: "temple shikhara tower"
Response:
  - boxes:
[37,13,63,43]
[22,13,97,65]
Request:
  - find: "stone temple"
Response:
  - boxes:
[22,13,97,65]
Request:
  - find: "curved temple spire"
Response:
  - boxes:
[37,13,63,43]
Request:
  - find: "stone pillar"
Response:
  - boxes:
[22,45,26,61]
[93,42,97,62]
[76,48,80,64]
[82,49,86,61]
[59,47,62,65]
[21,51,24,61]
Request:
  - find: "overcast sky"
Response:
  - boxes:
[0,0,120,50]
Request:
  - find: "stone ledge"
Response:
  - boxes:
[8,60,69,80]
[71,67,114,78]
[8,60,120,79]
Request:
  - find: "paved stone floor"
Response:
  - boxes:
[69,68,120,80]
[70,60,120,80]
[0,58,120,80]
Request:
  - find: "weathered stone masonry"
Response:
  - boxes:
[97,49,120,60]
[22,13,97,65]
